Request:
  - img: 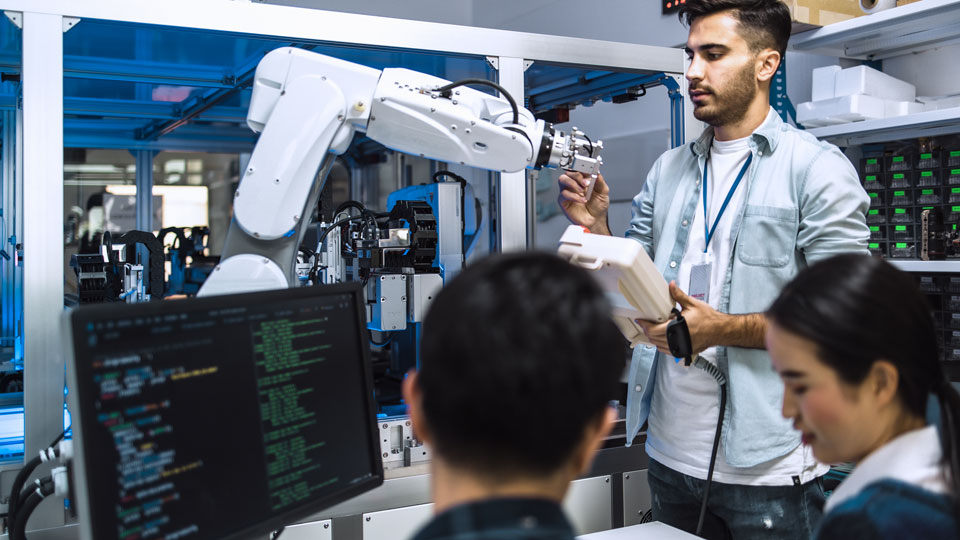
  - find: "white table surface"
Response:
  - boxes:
[578,522,701,539]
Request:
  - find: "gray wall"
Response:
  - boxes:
[883,44,960,98]
[471,0,688,47]
[261,0,474,25]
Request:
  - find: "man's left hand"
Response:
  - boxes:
[636,281,723,357]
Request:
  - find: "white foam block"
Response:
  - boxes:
[835,65,916,102]
[811,65,841,102]
[884,100,924,118]
[796,94,886,127]
[934,96,960,110]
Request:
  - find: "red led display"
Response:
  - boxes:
[663,0,687,14]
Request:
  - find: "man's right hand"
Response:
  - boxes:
[558,171,611,235]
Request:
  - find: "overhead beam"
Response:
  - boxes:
[0,53,238,88]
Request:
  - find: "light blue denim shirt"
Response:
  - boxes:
[624,108,870,467]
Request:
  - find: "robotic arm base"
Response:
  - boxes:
[197,254,289,297]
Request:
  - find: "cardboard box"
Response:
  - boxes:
[897,0,923,5]
[787,0,865,30]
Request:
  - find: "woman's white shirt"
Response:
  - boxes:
[825,425,949,513]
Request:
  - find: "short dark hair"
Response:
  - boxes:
[679,0,792,61]
[417,252,625,479]
[768,254,960,518]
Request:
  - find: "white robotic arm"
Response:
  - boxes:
[200,47,603,296]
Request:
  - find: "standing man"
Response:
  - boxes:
[558,1,870,538]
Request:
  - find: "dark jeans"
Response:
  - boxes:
[647,459,826,540]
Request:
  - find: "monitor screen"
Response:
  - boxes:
[66,283,383,540]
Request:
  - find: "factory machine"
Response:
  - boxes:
[187,47,604,461]
[198,47,602,295]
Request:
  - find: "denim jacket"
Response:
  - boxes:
[624,108,870,467]
[816,479,958,539]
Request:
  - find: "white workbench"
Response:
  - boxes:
[579,522,700,539]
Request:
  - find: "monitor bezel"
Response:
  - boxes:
[66,283,384,540]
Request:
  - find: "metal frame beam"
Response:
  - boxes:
[0,94,249,121]
[65,133,255,153]
[0,0,684,74]
[1,110,19,347]
[494,56,528,252]
[0,53,238,88]
[21,9,64,529]
[528,72,670,112]
[134,149,156,232]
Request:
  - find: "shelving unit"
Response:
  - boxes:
[790,1,960,147]
[808,107,960,146]
[790,2,960,377]
[890,260,960,273]
[790,0,960,60]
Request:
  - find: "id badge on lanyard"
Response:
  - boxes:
[691,152,753,303]
[689,253,713,303]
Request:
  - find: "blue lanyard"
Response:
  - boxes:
[703,152,752,253]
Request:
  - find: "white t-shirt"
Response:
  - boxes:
[645,135,828,486]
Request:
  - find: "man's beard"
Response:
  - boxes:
[691,61,757,127]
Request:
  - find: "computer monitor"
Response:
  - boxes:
[65,283,384,540]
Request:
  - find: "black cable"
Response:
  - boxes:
[583,133,595,157]
[335,200,379,241]
[16,484,34,513]
[16,477,53,521]
[270,526,285,540]
[690,358,727,538]
[7,429,64,536]
[298,246,316,260]
[333,200,367,217]
[7,455,41,535]
[432,170,467,184]
[434,170,469,249]
[335,201,378,224]
[310,215,366,285]
[13,492,44,540]
[435,78,519,125]
[370,332,393,347]
[48,429,67,450]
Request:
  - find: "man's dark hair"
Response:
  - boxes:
[679,0,791,61]
[417,252,625,479]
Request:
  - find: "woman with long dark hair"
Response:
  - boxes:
[766,254,959,539]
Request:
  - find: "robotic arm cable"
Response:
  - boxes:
[434,78,519,125]
[666,309,727,537]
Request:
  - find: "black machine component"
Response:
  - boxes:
[379,200,438,272]
[70,230,164,304]
[159,226,219,296]
[71,253,112,304]
[922,208,947,261]
[346,200,438,279]
[114,230,164,296]
[66,283,384,540]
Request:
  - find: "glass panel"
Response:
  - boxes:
[0,14,23,461]
[525,62,673,249]
[49,15,677,434]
